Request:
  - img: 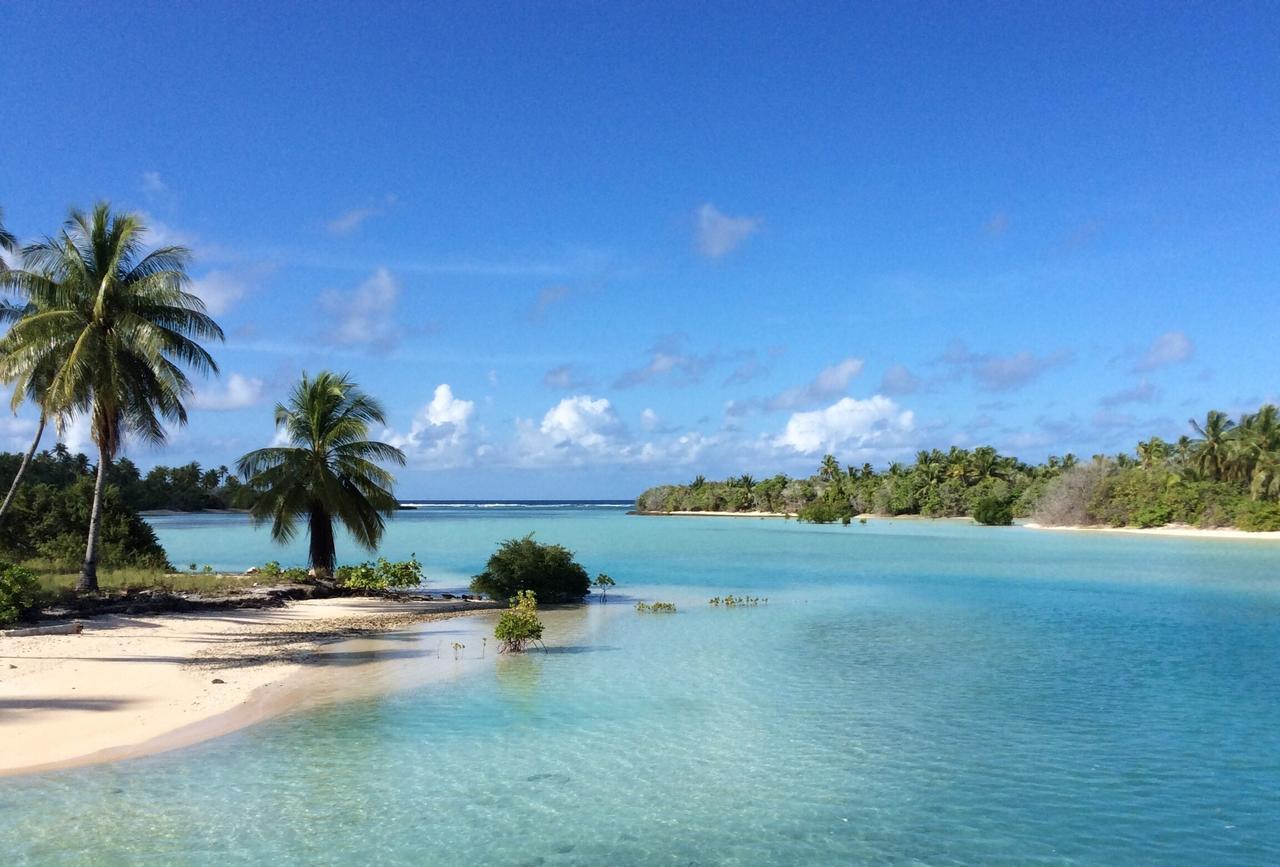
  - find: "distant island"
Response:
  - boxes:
[635,406,1280,533]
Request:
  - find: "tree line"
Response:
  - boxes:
[636,406,1280,532]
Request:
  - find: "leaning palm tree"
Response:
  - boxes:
[0,203,222,590]
[0,301,62,523]
[236,372,405,578]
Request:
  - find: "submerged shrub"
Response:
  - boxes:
[494,589,544,652]
[0,562,40,627]
[972,496,1014,526]
[635,600,676,613]
[470,535,590,602]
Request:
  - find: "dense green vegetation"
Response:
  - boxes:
[335,556,424,592]
[637,405,1280,531]
[470,535,591,602]
[0,561,39,626]
[0,447,169,569]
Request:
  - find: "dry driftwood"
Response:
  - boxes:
[4,622,84,638]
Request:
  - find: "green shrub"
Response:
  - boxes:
[0,562,40,627]
[636,600,677,613]
[470,535,590,602]
[494,589,544,652]
[337,555,424,592]
[1131,503,1173,528]
[972,496,1014,526]
[796,499,853,524]
[1235,500,1280,532]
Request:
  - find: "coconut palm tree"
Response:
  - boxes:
[236,372,405,578]
[0,203,222,590]
[0,207,16,264]
[819,454,841,482]
[0,299,61,524]
[1189,410,1236,482]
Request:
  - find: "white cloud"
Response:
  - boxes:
[1136,331,1194,371]
[614,336,717,389]
[385,384,476,468]
[328,195,396,236]
[189,270,248,315]
[765,358,864,411]
[0,416,38,452]
[775,395,915,455]
[544,363,594,390]
[879,364,921,396]
[141,171,168,194]
[641,408,661,432]
[938,341,1072,392]
[192,373,266,411]
[323,267,402,348]
[695,203,762,258]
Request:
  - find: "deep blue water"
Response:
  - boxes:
[3,506,1279,865]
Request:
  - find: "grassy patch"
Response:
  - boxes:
[25,561,295,596]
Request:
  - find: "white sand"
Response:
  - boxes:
[641,510,795,518]
[0,598,498,777]
[1023,522,1280,541]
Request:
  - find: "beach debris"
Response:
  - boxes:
[3,622,84,637]
[211,678,225,684]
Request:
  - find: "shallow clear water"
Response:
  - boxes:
[5,508,1280,865]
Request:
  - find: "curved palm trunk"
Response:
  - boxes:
[0,412,46,523]
[78,444,109,592]
[309,506,336,579]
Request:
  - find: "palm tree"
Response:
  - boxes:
[0,204,222,590]
[0,207,16,266]
[236,372,405,578]
[1189,410,1236,482]
[819,454,841,482]
[0,299,60,524]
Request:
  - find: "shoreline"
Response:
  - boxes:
[633,509,795,518]
[0,597,501,778]
[1022,521,1280,541]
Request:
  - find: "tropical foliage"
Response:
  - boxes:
[638,405,1280,531]
[493,589,544,653]
[0,561,40,627]
[470,534,591,602]
[335,555,424,592]
[0,446,169,570]
[0,204,222,590]
[236,371,405,578]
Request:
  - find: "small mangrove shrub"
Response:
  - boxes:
[495,589,544,653]
[708,595,766,607]
[470,534,590,602]
[635,600,677,613]
[592,573,616,602]
[336,555,424,592]
[0,562,40,627]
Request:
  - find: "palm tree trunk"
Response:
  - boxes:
[78,443,109,592]
[0,413,45,524]
[309,506,336,579]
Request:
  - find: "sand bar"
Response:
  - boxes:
[0,597,500,777]
[1023,522,1280,541]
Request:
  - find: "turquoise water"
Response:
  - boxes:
[5,507,1280,865]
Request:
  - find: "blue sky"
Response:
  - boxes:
[2,2,1278,497]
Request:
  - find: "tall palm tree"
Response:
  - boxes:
[0,207,16,265]
[1189,410,1236,482]
[237,372,405,577]
[819,454,841,482]
[0,203,222,590]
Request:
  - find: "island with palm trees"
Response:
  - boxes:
[636,411,1280,534]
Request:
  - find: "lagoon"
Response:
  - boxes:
[4,505,1280,864]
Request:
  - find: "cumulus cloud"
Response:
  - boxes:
[1135,331,1194,372]
[323,267,402,349]
[765,358,864,411]
[385,384,476,468]
[514,395,714,469]
[192,373,266,411]
[879,364,921,396]
[775,394,915,455]
[614,337,717,389]
[695,203,762,258]
[937,341,1072,392]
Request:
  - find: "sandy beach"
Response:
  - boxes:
[1023,522,1280,541]
[0,597,501,777]
[637,509,795,518]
